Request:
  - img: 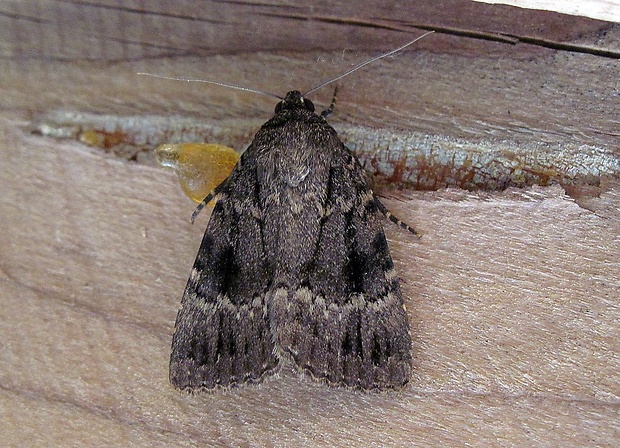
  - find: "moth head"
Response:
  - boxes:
[275,90,315,114]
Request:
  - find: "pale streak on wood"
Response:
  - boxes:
[29,110,620,191]
[473,0,620,22]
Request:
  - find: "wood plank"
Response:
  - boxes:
[1,1,618,446]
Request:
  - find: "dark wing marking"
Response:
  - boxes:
[272,146,412,390]
[169,156,278,391]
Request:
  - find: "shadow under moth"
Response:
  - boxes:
[162,32,431,391]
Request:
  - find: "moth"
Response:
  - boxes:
[155,32,431,391]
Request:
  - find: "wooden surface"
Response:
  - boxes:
[1,1,619,447]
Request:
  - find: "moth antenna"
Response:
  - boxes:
[139,31,432,102]
[303,31,434,97]
[136,73,283,100]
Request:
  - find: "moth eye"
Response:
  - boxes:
[303,98,315,112]
[275,101,283,113]
[156,143,239,204]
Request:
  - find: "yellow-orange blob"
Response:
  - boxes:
[156,143,239,204]
[79,129,106,147]
[79,129,126,148]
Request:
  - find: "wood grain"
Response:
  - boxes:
[1,1,619,446]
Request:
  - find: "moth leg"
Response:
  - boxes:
[190,177,230,223]
[373,195,418,236]
[320,87,338,118]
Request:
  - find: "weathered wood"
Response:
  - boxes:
[1,1,618,446]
